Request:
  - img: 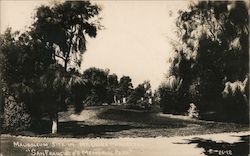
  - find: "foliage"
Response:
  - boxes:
[67,68,88,113]
[187,103,199,119]
[126,99,152,111]
[0,28,52,90]
[33,1,101,71]
[159,84,181,114]
[80,68,137,107]
[117,76,133,100]
[82,67,109,105]
[0,0,102,132]
[160,1,249,122]
[0,28,57,120]
[106,74,119,103]
[3,93,31,131]
[127,81,152,110]
[0,29,69,128]
[159,75,188,114]
[220,90,249,123]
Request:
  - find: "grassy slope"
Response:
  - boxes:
[96,106,249,138]
[1,106,249,156]
[3,105,248,138]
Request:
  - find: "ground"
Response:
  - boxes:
[1,131,249,156]
[17,105,249,138]
[1,105,249,155]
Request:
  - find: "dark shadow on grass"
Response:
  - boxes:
[58,121,136,137]
[27,119,138,138]
[97,108,187,128]
[175,135,249,156]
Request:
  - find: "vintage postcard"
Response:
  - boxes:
[0,0,249,155]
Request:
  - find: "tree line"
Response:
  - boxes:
[71,67,153,113]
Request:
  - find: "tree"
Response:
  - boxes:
[0,1,102,133]
[106,74,119,104]
[33,63,68,133]
[33,1,101,71]
[67,68,88,114]
[30,1,101,133]
[127,81,152,110]
[127,83,145,105]
[0,28,54,131]
[158,77,184,114]
[117,76,133,101]
[82,67,108,105]
[163,1,249,121]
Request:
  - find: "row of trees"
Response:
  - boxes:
[72,67,153,112]
[77,67,133,108]
[159,1,249,123]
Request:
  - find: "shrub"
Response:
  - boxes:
[187,103,199,119]
[126,99,151,110]
[159,86,180,114]
[3,94,31,131]
[221,91,249,123]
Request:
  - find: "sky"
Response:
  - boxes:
[0,0,189,90]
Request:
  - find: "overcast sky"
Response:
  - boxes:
[0,0,189,90]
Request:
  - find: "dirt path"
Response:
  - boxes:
[1,131,249,156]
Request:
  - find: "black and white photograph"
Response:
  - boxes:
[0,0,249,155]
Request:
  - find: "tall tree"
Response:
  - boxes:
[31,1,101,132]
[117,76,133,100]
[82,67,108,105]
[33,1,101,71]
[106,74,119,104]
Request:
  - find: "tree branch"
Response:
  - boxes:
[55,54,66,60]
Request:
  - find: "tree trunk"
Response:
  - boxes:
[50,113,58,134]
[64,59,68,72]
[64,49,70,72]
[113,95,117,103]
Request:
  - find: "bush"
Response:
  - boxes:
[3,94,31,131]
[159,86,180,114]
[126,99,151,110]
[198,91,249,124]
[187,103,199,119]
[221,91,249,123]
[84,95,102,106]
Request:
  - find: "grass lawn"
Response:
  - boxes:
[1,105,249,155]
[2,105,249,138]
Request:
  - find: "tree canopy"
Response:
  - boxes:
[33,1,101,71]
[117,76,133,99]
